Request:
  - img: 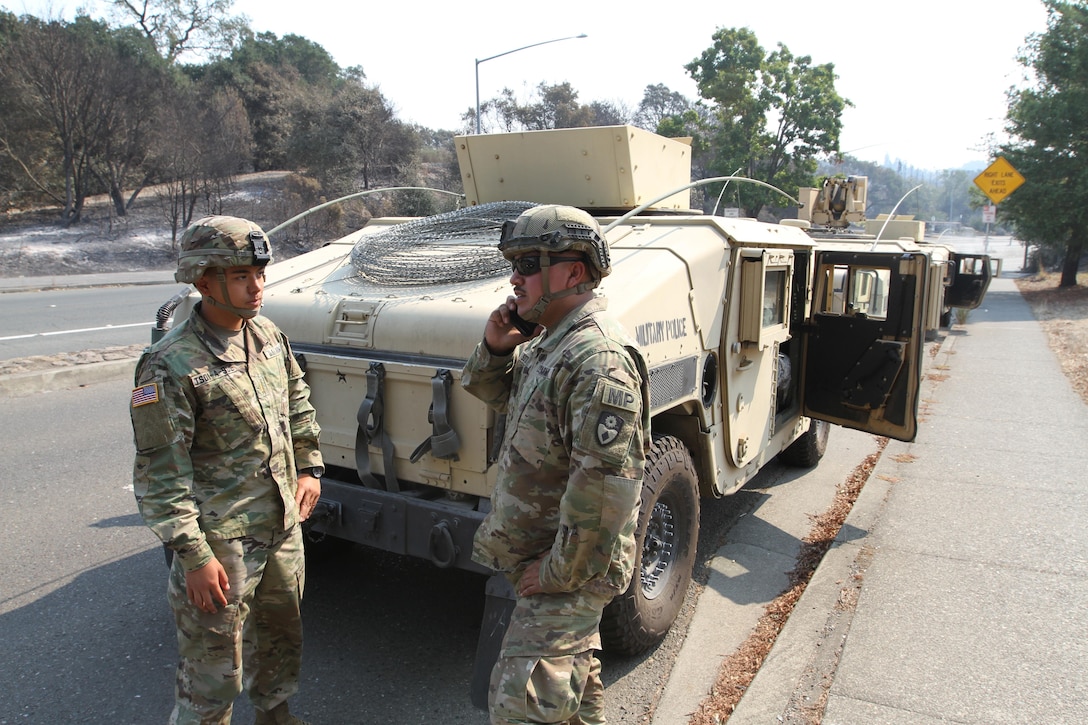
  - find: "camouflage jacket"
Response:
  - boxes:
[462,296,650,598]
[129,304,322,572]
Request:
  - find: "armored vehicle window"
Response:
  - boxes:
[959,256,987,275]
[763,269,787,327]
[739,250,793,349]
[819,265,889,320]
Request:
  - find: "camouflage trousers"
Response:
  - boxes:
[489,588,612,724]
[166,525,305,725]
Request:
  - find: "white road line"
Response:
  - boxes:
[0,321,151,341]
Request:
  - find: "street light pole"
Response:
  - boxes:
[475,33,587,134]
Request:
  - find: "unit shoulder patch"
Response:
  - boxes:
[575,375,641,465]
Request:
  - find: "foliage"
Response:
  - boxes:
[148,81,253,241]
[109,0,246,64]
[634,83,692,133]
[588,99,632,127]
[0,10,425,226]
[0,11,64,210]
[471,81,605,133]
[0,14,171,223]
[0,6,1011,236]
[287,77,416,193]
[195,31,343,170]
[685,28,851,217]
[998,0,1088,287]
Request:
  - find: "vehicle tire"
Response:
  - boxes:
[939,308,952,328]
[779,418,830,468]
[601,435,700,656]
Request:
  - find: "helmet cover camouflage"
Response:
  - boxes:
[175,216,272,284]
[499,205,610,279]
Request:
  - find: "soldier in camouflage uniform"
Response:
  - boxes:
[462,205,650,724]
[129,216,323,725]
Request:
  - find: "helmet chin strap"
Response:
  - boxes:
[202,269,259,320]
[521,252,598,323]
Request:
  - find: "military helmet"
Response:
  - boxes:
[175,216,272,284]
[499,204,610,280]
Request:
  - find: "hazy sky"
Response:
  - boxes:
[6,0,1051,170]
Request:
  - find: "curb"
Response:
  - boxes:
[726,446,902,723]
[0,271,176,294]
[726,331,956,722]
[0,357,138,396]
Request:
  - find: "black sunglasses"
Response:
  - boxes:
[510,255,584,276]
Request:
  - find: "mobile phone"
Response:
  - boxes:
[509,308,538,337]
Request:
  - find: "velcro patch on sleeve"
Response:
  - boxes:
[130,380,175,452]
[599,380,639,413]
[131,382,160,408]
[576,376,641,466]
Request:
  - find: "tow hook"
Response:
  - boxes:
[428,519,459,569]
[304,499,341,543]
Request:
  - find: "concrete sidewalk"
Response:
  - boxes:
[724,277,1088,723]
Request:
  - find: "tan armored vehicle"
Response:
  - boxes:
[156,125,989,701]
[793,175,993,333]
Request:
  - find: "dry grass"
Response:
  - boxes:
[688,439,888,725]
[1015,271,1088,406]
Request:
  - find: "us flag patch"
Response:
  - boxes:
[131,382,160,408]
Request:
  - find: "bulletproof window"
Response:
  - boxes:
[818,265,890,320]
[739,249,793,349]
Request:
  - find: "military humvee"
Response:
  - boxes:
[792,175,993,335]
[155,125,988,701]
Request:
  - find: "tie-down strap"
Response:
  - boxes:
[355,362,400,492]
[410,369,462,463]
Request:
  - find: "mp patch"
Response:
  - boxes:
[599,380,639,413]
[576,375,640,465]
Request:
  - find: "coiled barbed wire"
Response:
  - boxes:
[349,201,537,285]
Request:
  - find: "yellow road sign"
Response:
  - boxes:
[974,157,1024,204]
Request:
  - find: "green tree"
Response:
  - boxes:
[634,83,692,133]
[0,11,64,210]
[0,15,170,223]
[198,31,342,170]
[473,81,596,132]
[287,75,416,192]
[588,99,631,126]
[998,0,1087,287]
[147,80,253,241]
[110,0,247,64]
[685,27,851,217]
[80,23,172,217]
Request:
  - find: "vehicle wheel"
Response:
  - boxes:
[779,418,830,467]
[940,308,953,328]
[601,435,699,656]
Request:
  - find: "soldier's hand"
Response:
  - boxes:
[296,473,321,522]
[186,558,230,613]
[483,297,539,355]
[517,558,544,597]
